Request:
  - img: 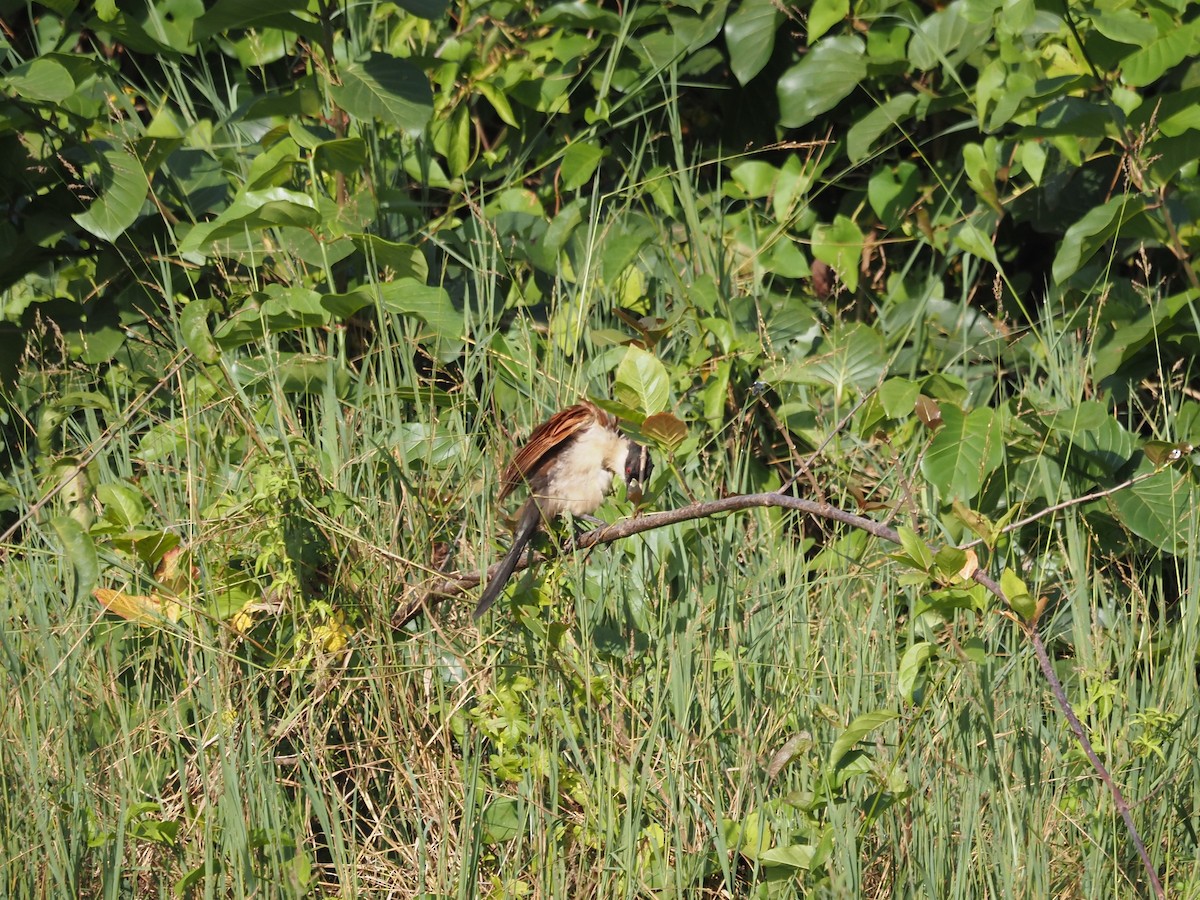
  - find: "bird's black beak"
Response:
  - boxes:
[624,442,653,504]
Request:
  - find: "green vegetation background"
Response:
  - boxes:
[2,0,1200,896]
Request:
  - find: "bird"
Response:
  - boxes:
[474,401,653,620]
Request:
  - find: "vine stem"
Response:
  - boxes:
[397,491,1165,896]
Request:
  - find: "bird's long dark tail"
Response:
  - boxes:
[473,501,542,620]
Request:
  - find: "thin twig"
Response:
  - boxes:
[960,469,1160,550]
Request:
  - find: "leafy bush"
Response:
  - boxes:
[2,0,1198,895]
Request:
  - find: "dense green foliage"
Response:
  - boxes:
[2,0,1200,895]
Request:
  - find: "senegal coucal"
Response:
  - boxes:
[474,401,652,619]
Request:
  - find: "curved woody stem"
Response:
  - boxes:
[396,492,1164,896]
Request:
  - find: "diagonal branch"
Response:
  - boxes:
[394,493,901,626]
[392,491,1164,896]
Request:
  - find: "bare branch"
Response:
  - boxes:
[393,493,900,626]
[392,490,1164,896]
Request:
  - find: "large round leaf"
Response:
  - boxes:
[377,279,461,345]
[1052,194,1150,284]
[848,93,917,164]
[72,149,147,242]
[920,406,1005,502]
[1104,462,1199,554]
[5,57,76,102]
[331,53,433,133]
[777,36,866,128]
[614,346,670,415]
[811,215,864,293]
[724,0,782,85]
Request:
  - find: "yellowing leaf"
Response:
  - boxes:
[94,587,179,624]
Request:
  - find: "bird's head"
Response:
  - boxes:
[623,441,653,504]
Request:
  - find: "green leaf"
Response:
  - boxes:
[848,93,916,164]
[77,308,127,365]
[772,153,811,219]
[952,500,998,545]
[476,80,519,128]
[933,546,968,581]
[1000,568,1035,620]
[724,0,782,85]
[907,2,990,74]
[180,299,221,363]
[867,161,919,227]
[807,0,848,43]
[228,354,348,396]
[614,346,670,414]
[918,587,986,618]
[811,215,863,293]
[828,710,898,770]
[1157,102,1200,138]
[759,842,819,869]
[313,137,368,176]
[376,279,461,343]
[599,212,656,283]
[951,215,999,265]
[72,149,147,242]
[1040,400,1112,439]
[543,200,585,256]
[97,482,146,529]
[193,0,322,41]
[878,378,919,419]
[897,642,934,703]
[109,530,179,568]
[1106,465,1199,554]
[777,36,866,128]
[393,0,448,16]
[767,323,883,392]
[259,285,331,330]
[179,188,321,256]
[764,239,810,278]
[353,235,428,281]
[1091,289,1199,381]
[895,524,934,572]
[1052,195,1149,284]
[920,406,1004,502]
[1120,19,1200,87]
[1091,9,1158,46]
[51,516,98,604]
[446,103,472,177]
[246,136,301,189]
[560,141,606,191]
[962,141,1000,212]
[136,421,187,463]
[330,54,433,133]
[1019,140,1046,185]
[321,287,376,319]
[537,1,622,31]
[480,798,522,843]
[5,58,76,102]
[738,806,773,861]
[728,160,779,198]
[961,637,986,664]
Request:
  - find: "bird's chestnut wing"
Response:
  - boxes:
[498,402,615,499]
